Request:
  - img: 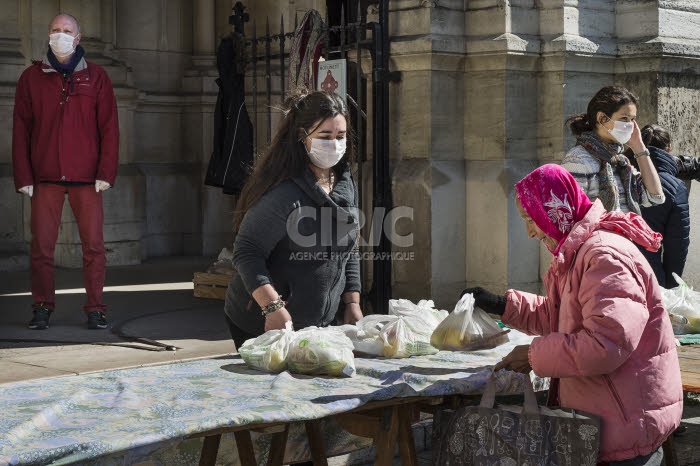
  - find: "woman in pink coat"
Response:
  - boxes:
[464,164,683,465]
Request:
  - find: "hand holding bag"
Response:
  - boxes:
[432,373,601,465]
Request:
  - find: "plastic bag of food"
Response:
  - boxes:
[661,273,700,334]
[380,312,439,358]
[431,293,509,351]
[341,315,397,357]
[388,299,449,328]
[238,322,295,373]
[286,327,356,377]
[356,314,398,335]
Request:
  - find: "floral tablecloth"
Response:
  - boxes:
[0,330,546,465]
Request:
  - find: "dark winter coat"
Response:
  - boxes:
[224,167,361,336]
[204,33,253,195]
[640,146,690,287]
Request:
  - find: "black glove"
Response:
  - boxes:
[676,155,700,182]
[460,286,506,315]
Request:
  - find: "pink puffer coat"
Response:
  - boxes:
[503,201,683,462]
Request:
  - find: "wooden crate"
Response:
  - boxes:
[193,271,233,300]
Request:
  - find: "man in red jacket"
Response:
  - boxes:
[12,13,119,330]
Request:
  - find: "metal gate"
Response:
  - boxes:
[228,1,395,314]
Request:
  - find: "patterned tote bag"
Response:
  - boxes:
[432,374,601,465]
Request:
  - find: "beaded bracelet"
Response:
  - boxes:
[261,297,286,317]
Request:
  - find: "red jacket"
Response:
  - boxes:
[503,201,683,462]
[12,57,119,190]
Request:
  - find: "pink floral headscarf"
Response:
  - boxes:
[515,163,662,255]
[515,164,593,255]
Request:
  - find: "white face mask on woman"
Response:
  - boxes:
[606,118,634,145]
[49,32,76,58]
[307,138,347,169]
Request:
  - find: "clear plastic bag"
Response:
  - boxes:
[286,327,356,377]
[388,299,449,326]
[348,315,397,357]
[380,313,439,358]
[661,273,700,334]
[376,298,448,358]
[431,293,509,351]
[238,322,296,373]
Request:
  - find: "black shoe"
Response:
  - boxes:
[674,425,688,437]
[87,311,109,329]
[28,305,52,330]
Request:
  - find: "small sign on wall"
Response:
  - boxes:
[317,59,347,101]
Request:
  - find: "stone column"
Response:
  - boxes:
[192,0,216,68]
[616,0,700,287]
[183,0,230,256]
[0,0,32,271]
[100,0,116,54]
[535,0,617,280]
[461,0,544,295]
[50,0,142,266]
[372,0,467,308]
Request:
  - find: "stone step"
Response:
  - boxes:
[0,253,28,272]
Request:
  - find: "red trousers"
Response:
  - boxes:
[30,183,106,314]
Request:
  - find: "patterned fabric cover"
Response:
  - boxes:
[0,331,544,465]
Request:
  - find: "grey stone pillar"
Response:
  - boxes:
[533,0,617,281]
[461,1,544,296]
[615,0,700,287]
[0,0,32,270]
[185,0,232,256]
[192,0,216,68]
[378,0,467,308]
[49,0,142,266]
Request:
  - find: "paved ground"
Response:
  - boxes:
[0,256,234,383]
[1,256,699,465]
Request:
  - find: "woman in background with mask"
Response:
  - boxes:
[636,124,690,288]
[224,90,363,348]
[562,86,664,214]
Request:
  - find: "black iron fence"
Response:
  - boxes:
[229,0,396,314]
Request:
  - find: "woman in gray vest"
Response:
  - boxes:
[224,90,363,348]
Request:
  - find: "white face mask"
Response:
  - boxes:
[606,119,634,145]
[49,32,76,58]
[307,138,346,169]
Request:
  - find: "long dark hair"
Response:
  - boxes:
[641,123,671,150]
[232,90,355,232]
[566,86,639,136]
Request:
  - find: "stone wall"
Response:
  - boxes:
[384,0,700,307]
[0,0,237,270]
[3,0,700,306]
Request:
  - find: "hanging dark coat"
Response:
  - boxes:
[205,33,254,195]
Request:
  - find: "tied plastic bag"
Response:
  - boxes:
[661,273,700,334]
[380,313,440,358]
[238,321,296,373]
[286,327,356,377]
[388,299,449,327]
[379,298,449,358]
[431,293,509,351]
[345,315,397,357]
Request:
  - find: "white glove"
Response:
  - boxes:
[95,180,111,192]
[19,185,33,197]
